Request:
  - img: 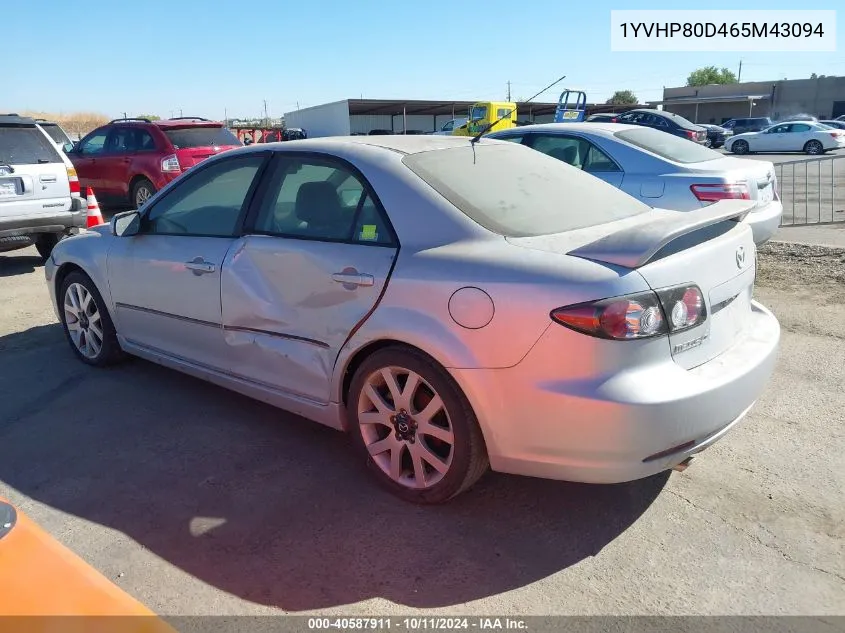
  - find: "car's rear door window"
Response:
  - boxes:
[38,123,71,145]
[0,125,62,165]
[403,142,649,238]
[251,156,395,246]
[162,126,242,149]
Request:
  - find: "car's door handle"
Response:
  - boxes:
[332,271,374,287]
[185,257,216,275]
[39,174,57,183]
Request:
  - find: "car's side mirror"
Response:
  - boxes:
[112,210,141,237]
[62,142,74,153]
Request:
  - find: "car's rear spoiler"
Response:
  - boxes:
[568,199,754,269]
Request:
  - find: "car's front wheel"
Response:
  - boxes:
[347,346,489,504]
[731,140,750,155]
[59,271,124,367]
[804,140,824,155]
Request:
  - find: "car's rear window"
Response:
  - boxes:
[402,142,651,238]
[38,123,71,144]
[162,125,242,149]
[0,125,63,165]
[615,127,723,164]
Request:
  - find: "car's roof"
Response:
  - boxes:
[154,118,226,129]
[262,134,482,155]
[0,114,37,127]
[489,122,641,137]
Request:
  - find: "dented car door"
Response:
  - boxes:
[219,154,399,405]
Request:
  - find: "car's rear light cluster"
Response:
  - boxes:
[690,183,750,202]
[66,166,81,195]
[550,285,707,341]
[830,132,843,139]
[161,154,181,172]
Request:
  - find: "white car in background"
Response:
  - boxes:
[433,118,467,135]
[725,121,845,155]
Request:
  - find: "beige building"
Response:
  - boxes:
[650,76,845,124]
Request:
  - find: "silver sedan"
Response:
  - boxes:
[45,136,781,504]
[487,122,783,246]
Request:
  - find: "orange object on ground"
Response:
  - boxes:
[0,498,177,633]
[86,188,105,228]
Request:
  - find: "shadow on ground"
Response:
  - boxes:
[0,323,668,611]
[0,254,42,278]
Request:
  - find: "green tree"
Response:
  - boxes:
[606,90,638,105]
[136,114,161,121]
[686,66,738,87]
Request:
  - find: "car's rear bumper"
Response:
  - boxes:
[746,200,782,245]
[0,199,87,250]
[450,300,780,484]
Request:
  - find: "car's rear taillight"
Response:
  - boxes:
[830,132,842,139]
[690,183,750,202]
[610,117,618,123]
[655,285,707,333]
[161,154,181,172]
[66,166,81,195]
[551,285,707,341]
[685,130,695,140]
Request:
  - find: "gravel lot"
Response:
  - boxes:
[0,243,843,617]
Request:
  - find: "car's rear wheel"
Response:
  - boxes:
[34,233,61,262]
[731,140,749,155]
[132,179,156,209]
[704,137,713,148]
[347,347,489,504]
[59,271,124,367]
[804,140,824,155]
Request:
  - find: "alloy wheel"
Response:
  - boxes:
[63,282,103,359]
[357,366,455,489]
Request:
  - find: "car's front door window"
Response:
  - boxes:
[142,154,265,237]
[79,132,107,155]
[105,128,137,154]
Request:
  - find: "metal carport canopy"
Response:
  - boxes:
[345,99,562,117]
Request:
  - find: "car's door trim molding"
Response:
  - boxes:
[115,302,219,328]
[115,302,331,348]
[223,325,330,349]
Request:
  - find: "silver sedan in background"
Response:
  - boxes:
[45,136,780,504]
[488,122,782,246]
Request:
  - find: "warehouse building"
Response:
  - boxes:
[651,75,845,124]
[282,98,643,137]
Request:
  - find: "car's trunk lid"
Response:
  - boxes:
[174,145,239,169]
[507,199,757,369]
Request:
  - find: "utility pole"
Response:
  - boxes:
[738,59,743,82]
[507,81,512,101]
[263,99,268,125]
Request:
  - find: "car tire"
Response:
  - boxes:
[346,346,489,504]
[804,140,824,155]
[131,179,156,209]
[34,233,61,262]
[704,138,713,148]
[58,270,124,367]
[731,140,749,155]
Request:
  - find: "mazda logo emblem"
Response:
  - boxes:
[736,246,746,268]
[398,422,409,433]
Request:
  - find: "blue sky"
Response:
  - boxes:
[6,0,843,120]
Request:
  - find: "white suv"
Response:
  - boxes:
[0,114,86,261]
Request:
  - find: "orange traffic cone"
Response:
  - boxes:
[86,188,105,228]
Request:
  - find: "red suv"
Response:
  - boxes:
[66,117,242,208]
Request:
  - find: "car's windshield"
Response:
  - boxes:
[470,106,487,121]
[402,142,651,238]
[38,123,71,144]
[162,126,242,149]
[614,127,723,163]
[0,126,63,165]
